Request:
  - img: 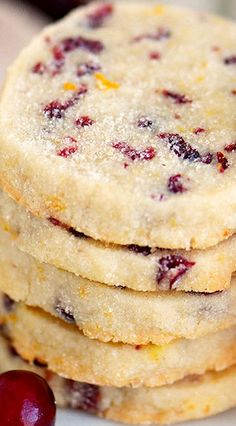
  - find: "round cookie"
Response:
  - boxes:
[2,227,236,345]
[2,298,236,388]
[1,333,236,425]
[2,190,236,293]
[2,2,236,249]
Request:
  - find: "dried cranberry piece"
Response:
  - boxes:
[57,146,78,158]
[217,151,229,173]
[137,117,153,128]
[48,217,87,239]
[44,85,88,119]
[158,133,201,162]
[50,46,66,76]
[77,61,101,77]
[135,345,142,350]
[0,370,56,426]
[201,152,213,164]
[149,51,161,60]
[66,381,100,413]
[44,100,65,119]
[193,127,205,135]
[87,3,113,28]
[75,116,94,128]
[162,89,192,105]
[128,244,152,256]
[32,62,47,75]
[59,36,104,54]
[48,217,68,229]
[55,301,75,324]
[63,85,88,109]
[168,174,187,193]
[52,45,65,62]
[3,294,15,312]
[113,142,156,161]
[157,255,195,290]
[224,55,236,65]
[225,142,236,152]
[134,27,171,42]
[68,228,87,239]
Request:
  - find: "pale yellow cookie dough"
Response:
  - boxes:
[1,189,236,293]
[2,298,236,388]
[1,3,236,248]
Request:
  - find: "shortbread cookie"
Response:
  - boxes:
[2,190,236,293]
[2,298,236,388]
[2,2,236,248]
[2,228,236,346]
[1,334,236,426]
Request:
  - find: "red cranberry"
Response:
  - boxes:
[75,116,94,128]
[128,244,152,256]
[58,36,104,54]
[225,142,236,152]
[167,174,187,193]
[57,146,78,158]
[44,100,65,119]
[55,301,75,324]
[112,141,156,161]
[44,86,88,119]
[48,217,68,229]
[134,27,171,42]
[48,217,87,239]
[0,370,56,425]
[32,62,47,75]
[157,255,195,290]
[162,89,192,105]
[158,133,201,162]
[87,3,113,28]
[224,55,236,65]
[201,152,213,164]
[217,151,229,173]
[193,127,205,135]
[77,61,101,77]
[137,117,153,129]
[135,345,142,350]
[66,382,100,413]
[149,51,161,60]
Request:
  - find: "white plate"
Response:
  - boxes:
[57,408,236,425]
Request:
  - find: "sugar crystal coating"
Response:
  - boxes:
[2,2,236,248]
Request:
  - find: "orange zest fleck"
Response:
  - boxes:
[63,82,78,91]
[95,72,120,90]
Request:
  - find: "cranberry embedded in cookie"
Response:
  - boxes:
[2,2,236,248]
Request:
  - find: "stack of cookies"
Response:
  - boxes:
[1,1,236,424]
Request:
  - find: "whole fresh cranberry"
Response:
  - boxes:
[0,370,56,425]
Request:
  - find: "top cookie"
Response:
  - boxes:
[1,1,236,249]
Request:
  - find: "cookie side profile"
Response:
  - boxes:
[2,298,236,388]
[1,190,236,293]
[1,228,236,345]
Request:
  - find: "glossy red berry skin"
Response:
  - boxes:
[0,370,56,425]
